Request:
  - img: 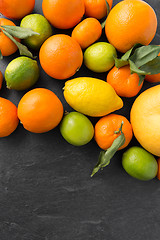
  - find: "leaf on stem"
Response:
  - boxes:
[140,56,160,75]
[101,0,110,29]
[0,25,39,39]
[0,50,3,60]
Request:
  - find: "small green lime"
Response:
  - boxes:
[84,42,117,73]
[122,146,158,181]
[20,14,52,50]
[5,56,39,91]
[60,112,94,146]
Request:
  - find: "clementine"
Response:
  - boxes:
[105,0,157,53]
[0,97,19,137]
[39,34,83,80]
[18,88,64,133]
[0,0,35,19]
[42,0,85,29]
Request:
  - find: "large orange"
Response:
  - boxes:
[105,0,157,53]
[39,34,83,80]
[0,0,35,19]
[95,114,133,150]
[84,0,113,19]
[18,88,64,133]
[0,97,19,137]
[107,65,143,97]
[0,18,20,56]
[42,0,85,29]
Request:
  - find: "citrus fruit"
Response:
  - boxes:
[0,18,20,56]
[20,14,52,50]
[60,112,94,146]
[122,146,158,181]
[0,71,3,89]
[95,114,133,150]
[84,0,113,19]
[107,65,143,97]
[39,34,83,80]
[0,0,35,19]
[131,85,160,157]
[71,18,102,49]
[105,0,157,53]
[0,97,19,137]
[5,56,39,91]
[145,52,160,83]
[63,77,123,117]
[84,42,117,72]
[42,0,85,29]
[18,88,63,133]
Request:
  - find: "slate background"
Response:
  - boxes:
[0,0,160,239]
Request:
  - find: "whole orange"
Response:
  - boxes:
[84,0,113,19]
[18,88,64,133]
[71,17,102,49]
[0,0,35,19]
[39,34,83,80]
[95,114,133,150]
[0,71,3,89]
[0,18,20,56]
[42,0,85,29]
[107,65,143,97]
[0,97,19,137]
[105,0,157,53]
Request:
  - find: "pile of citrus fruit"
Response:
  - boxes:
[0,0,160,181]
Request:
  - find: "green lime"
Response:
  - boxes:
[5,56,39,91]
[60,112,94,146]
[84,42,117,73]
[20,14,52,50]
[122,146,158,181]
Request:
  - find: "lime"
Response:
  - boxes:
[84,42,117,72]
[5,56,39,91]
[60,112,94,146]
[122,146,158,181]
[20,14,52,50]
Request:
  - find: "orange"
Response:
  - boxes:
[105,0,157,53]
[18,88,64,133]
[95,114,133,150]
[131,85,160,157]
[84,0,113,19]
[0,97,19,137]
[39,34,83,80]
[145,52,160,83]
[71,17,102,49]
[0,71,3,89]
[0,0,35,19]
[0,18,20,56]
[107,65,143,97]
[42,0,85,29]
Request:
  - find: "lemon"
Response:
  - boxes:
[84,42,117,72]
[63,77,123,117]
[5,56,39,91]
[20,14,53,50]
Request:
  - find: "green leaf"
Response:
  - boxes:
[101,0,110,29]
[130,45,160,68]
[129,60,150,75]
[0,25,39,39]
[1,29,34,58]
[138,75,145,86]
[0,50,3,60]
[140,56,160,75]
[114,57,129,69]
[91,122,125,177]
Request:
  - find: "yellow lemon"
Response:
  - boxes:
[131,85,160,157]
[63,77,123,117]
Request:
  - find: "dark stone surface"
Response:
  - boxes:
[0,0,160,239]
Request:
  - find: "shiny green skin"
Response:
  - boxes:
[20,14,52,49]
[5,56,39,91]
[60,112,94,146]
[122,146,158,181]
[84,42,117,73]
